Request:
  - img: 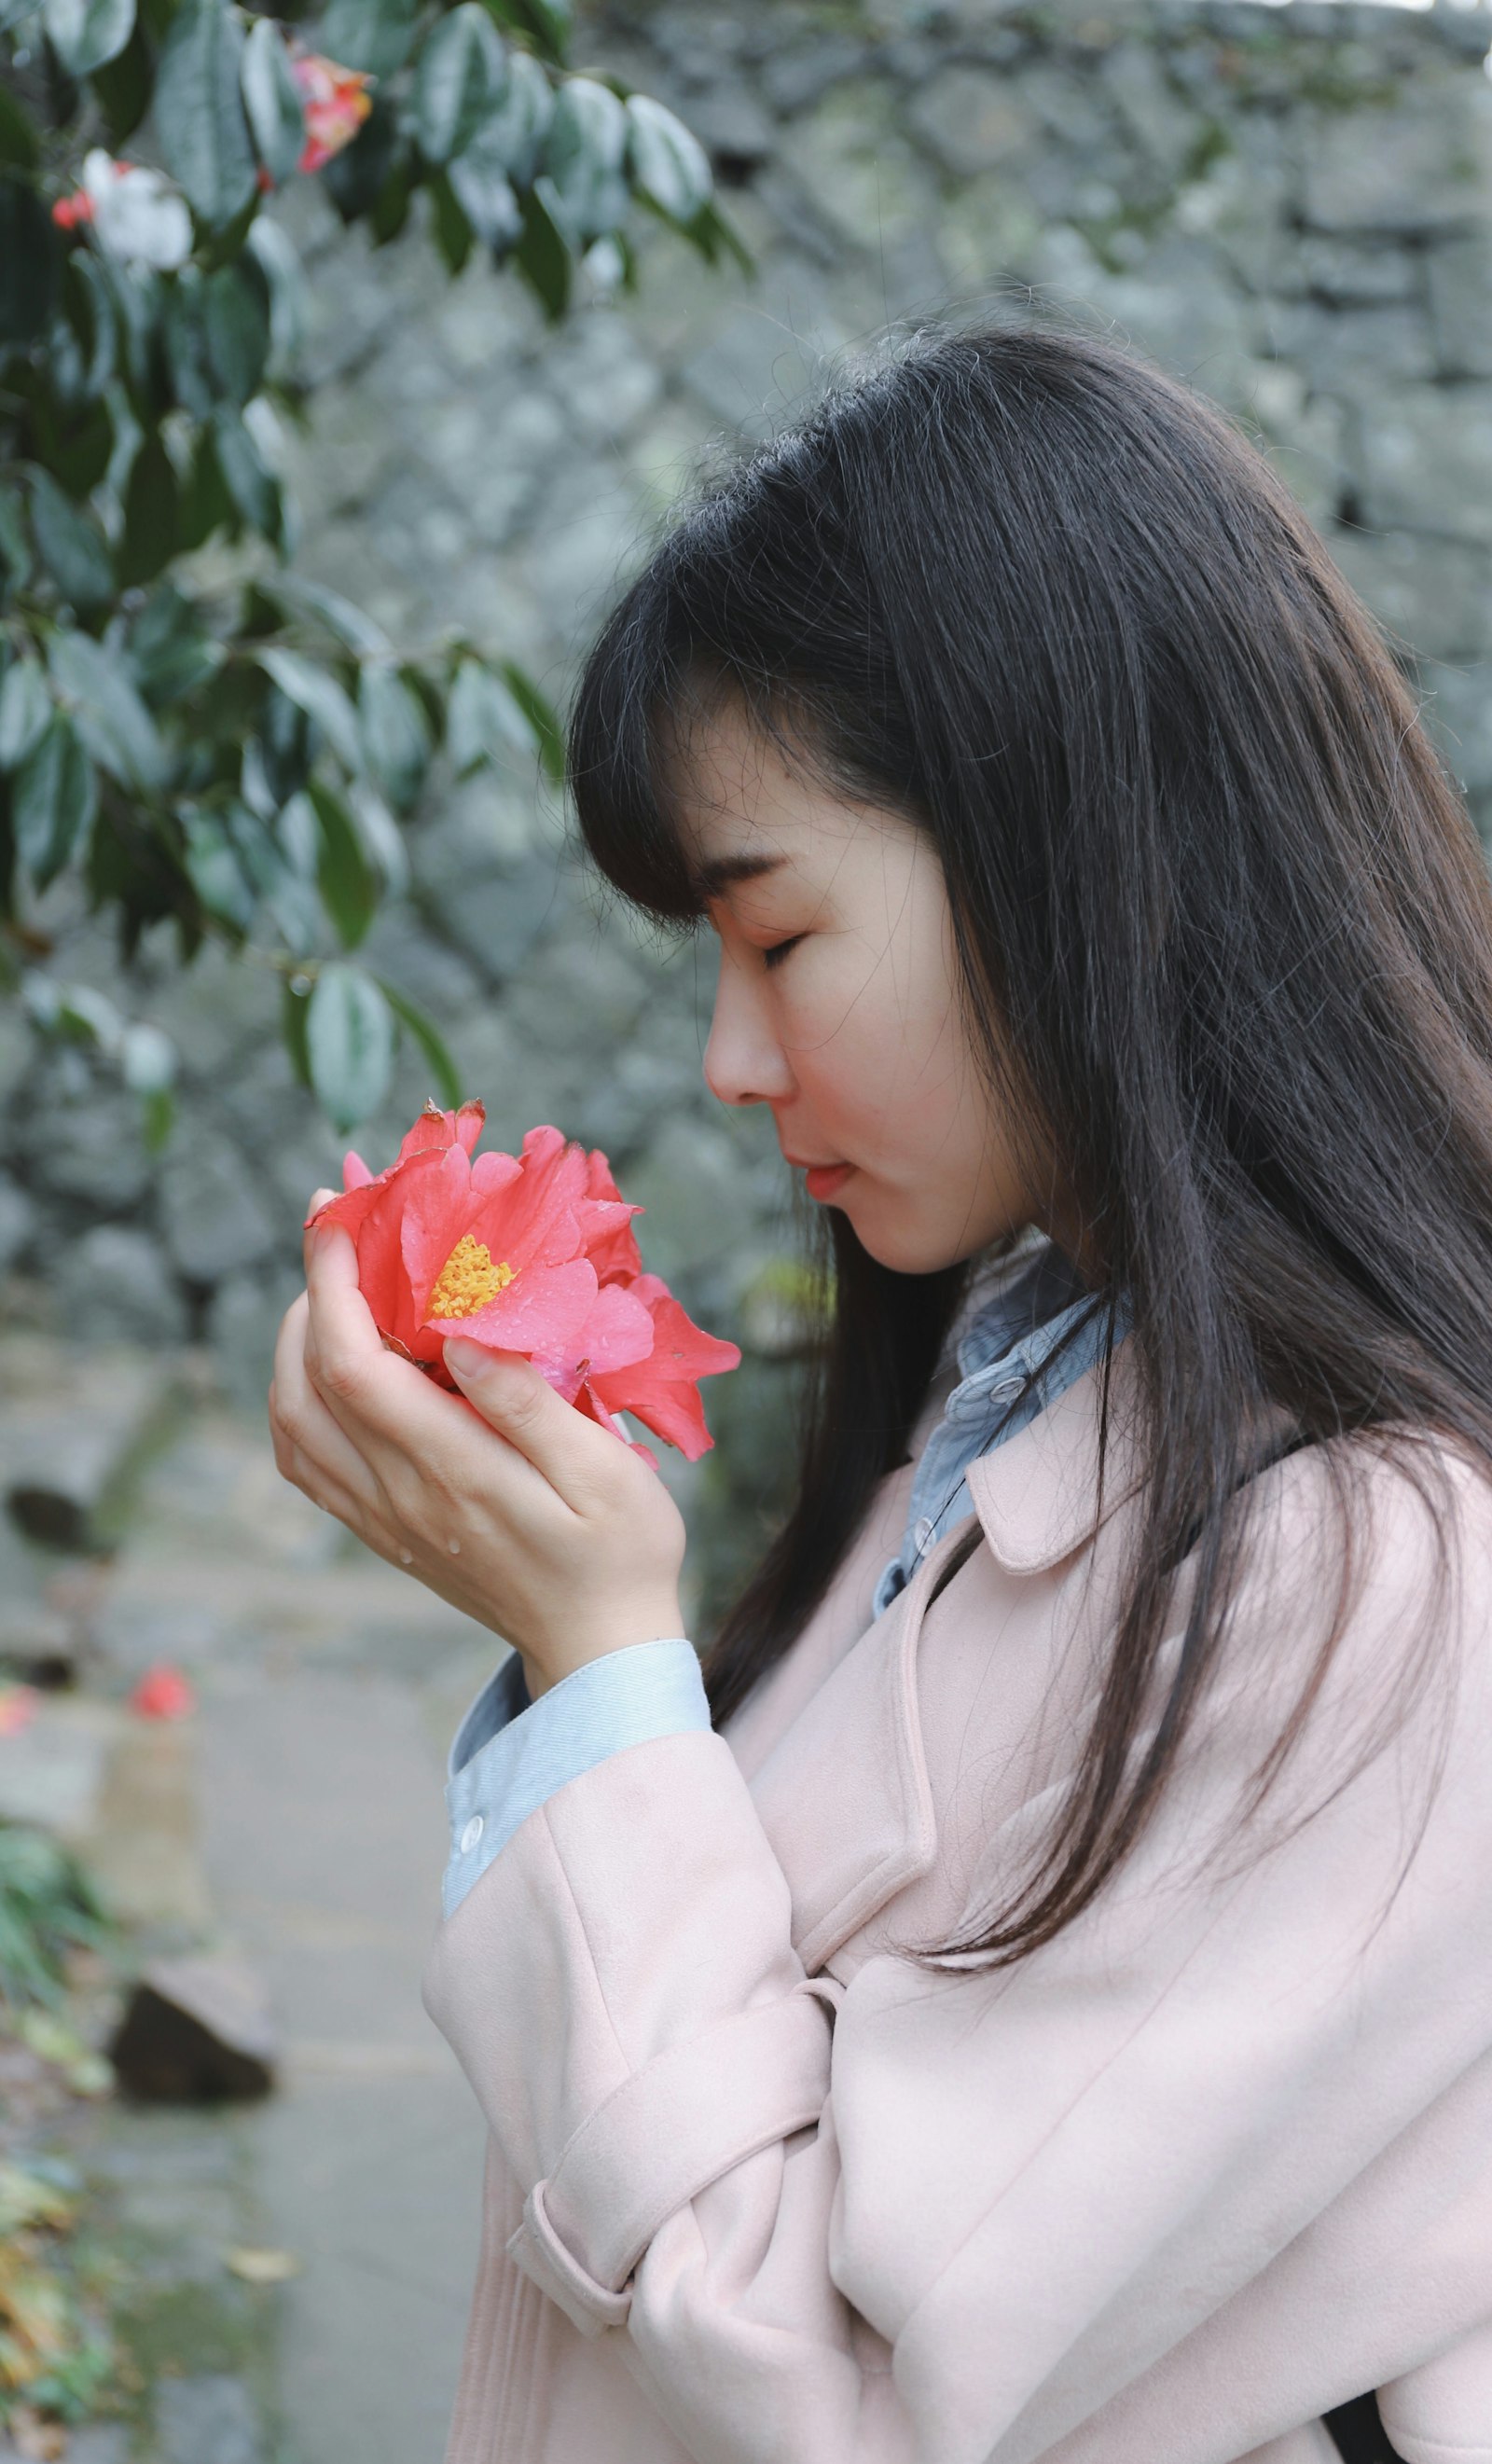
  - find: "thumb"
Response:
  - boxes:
[443,1341,578,1479]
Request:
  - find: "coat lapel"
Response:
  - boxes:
[742,1349,1145,1973]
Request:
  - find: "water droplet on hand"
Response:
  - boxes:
[448,1538,461,1556]
[399,1548,413,1566]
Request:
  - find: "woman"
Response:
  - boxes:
[269,327,1492,2463]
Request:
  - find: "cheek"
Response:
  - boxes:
[780,933,972,1144]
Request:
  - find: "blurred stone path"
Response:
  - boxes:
[4,1367,501,2463]
[123,1397,496,2464]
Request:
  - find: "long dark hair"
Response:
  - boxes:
[567,325,1492,1963]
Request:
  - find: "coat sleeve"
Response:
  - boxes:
[420,1451,1492,2464]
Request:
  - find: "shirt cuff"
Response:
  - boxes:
[442,1639,712,1917]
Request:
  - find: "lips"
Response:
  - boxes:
[802,1162,852,1202]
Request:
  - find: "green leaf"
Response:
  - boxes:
[317,0,420,78]
[241,16,305,188]
[368,152,414,247]
[0,79,40,172]
[203,259,270,405]
[476,0,568,68]
[118,431,179,587]
[29,373,115,495]
[412,3,508,167]
[309,776,375,947]
[447,133,521,252]
[41,0,134,77]
[155,0,256,228]
[128,583,223,705]
[378,976,462,1110]
[0,486,34,597]
[497,658,564,782]
[0,178,61,349]
[175,419,233,550]
[256,571,392,658]
[244,215,306,378]
[211,402,280,538]
[0,659,51,772]
[14,715,96,891]
[180,808,253,934]
[0,0,41,28]
[445,655,539,777]
[47,630,165,790]
[63,252,117,396]
[282,974,313,1087]
[320,91,398,221]
[257,647,361,769]
[359,665,431,812]
[91,11,152,141]
[625,93,711,226]
[514,180,570,321]
[307,962,394,1132]
[467,47,551,187]
[27,467,114,610]
[541,76,628,243]
[430,172,474,275]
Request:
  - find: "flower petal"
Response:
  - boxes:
[426,1257,599,1358]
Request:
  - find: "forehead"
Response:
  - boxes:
[666,697,905,895]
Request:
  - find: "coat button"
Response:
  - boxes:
[460,1814,484,1854]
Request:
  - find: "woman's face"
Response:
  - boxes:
[677,699,1046,1276]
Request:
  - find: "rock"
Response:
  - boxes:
[159,1133,278,1286]
[0,1174,34,1275]
[760,36,866,117]
[684,84,777,179]
[1303,89,1492,236]
[109,1956,278,2102]
[0,1336,181,1554]
[26,1090,153,1211]
[1356,385,1492,547]
[1428,233,1492,380]
[54,1225,188,1349]
[156,2374,264,2464]
[206,1270,302,1417]
[906,63,1031,181]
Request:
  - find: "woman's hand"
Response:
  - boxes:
[268,1200,687,1697]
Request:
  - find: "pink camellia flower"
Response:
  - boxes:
[292,50,374,173]
[577,1274,742,1462]
[305,1107,739,1451]
[130,1664,196,1721]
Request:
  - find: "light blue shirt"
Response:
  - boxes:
[442,1238,1125,1916]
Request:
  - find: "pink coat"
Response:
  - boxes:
[422,1349,1492,2464]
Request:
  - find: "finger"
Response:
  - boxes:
[442,1341,616,1512]
[302,1185,338,1280]
[271,1290,385,1516]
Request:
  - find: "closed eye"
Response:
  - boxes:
[762,935,804,972]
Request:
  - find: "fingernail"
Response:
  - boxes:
[443,1338,491,1380]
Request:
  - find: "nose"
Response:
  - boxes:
[703,944,795,1110]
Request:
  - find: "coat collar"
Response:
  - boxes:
[743,1344,1150,1972]
[965,1336,1147,1574]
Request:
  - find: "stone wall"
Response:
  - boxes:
[7,0,1492,1621]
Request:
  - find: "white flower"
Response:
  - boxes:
[81,150,193,271]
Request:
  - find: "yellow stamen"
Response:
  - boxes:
[428,1234,516,1318]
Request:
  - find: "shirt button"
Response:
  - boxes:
[460,1814,484,1855]
[914,1516,936,1553]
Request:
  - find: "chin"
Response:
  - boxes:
[840,1202,969,1279]
[844,1189,1020,1278]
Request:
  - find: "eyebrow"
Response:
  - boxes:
[690,852,784,901]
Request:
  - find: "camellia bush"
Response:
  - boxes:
[0,0,743,1137]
